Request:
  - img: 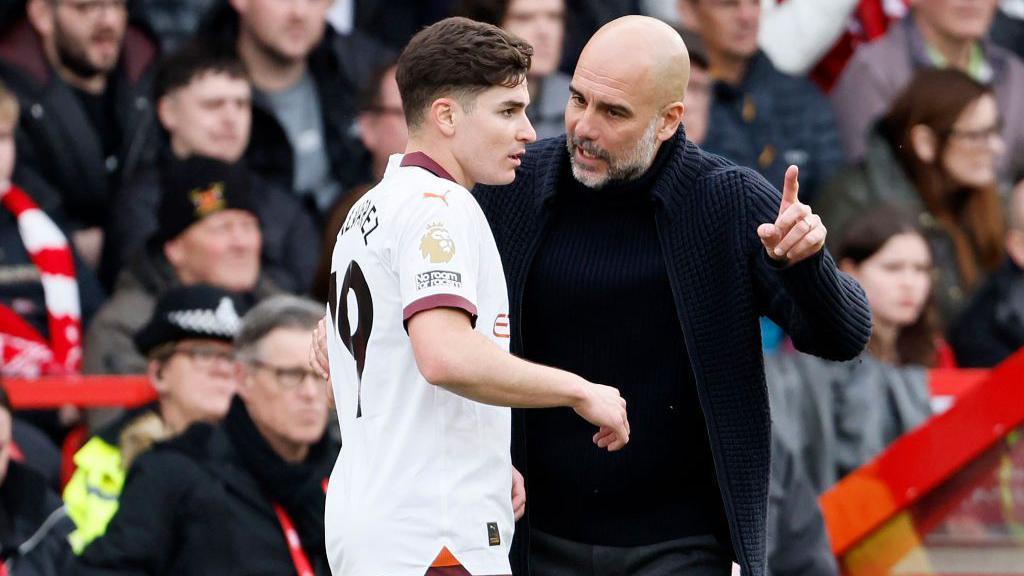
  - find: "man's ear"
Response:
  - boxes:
[157,96,178,134]
[26,0,54,38]
[910,124,938,164]
[658,102,685,142]
[429,98,458,137]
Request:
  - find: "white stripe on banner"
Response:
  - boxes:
[40,274,82,317]
[18,209,70,252]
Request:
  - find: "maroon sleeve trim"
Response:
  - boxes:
[403,294,478,328]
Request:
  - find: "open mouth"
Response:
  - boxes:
[509,151,525,165]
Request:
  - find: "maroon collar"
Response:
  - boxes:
[400,152,457,184]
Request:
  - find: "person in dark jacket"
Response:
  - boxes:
[101,42,318,294]
[196,0,394,219]
[77,295,336,576]
[471,16,870,576]
[0,0,159,263]
[0,386,75,576]
[683,0,844,205]
[64,285,244,553]
[83,156,281,374]
[950,178,1024,367]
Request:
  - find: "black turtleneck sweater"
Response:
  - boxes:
[521,138,728,546]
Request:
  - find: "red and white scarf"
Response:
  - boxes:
[0,183,82,376]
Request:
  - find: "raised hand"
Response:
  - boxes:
[756,165,827,265]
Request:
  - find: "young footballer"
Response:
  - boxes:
[324,17,630,576]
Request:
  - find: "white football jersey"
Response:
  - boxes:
[325,153,513,576]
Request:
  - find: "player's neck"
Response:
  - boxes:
[404,138,473,190]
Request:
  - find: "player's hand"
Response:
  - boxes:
[511,466,526,521]
[757,165,826,266]
[310,317,333,406]
[573,383,629,451]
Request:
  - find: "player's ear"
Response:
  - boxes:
[431,98,457,137]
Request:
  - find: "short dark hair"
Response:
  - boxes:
[153,41,248,102]
[396,17,532,129]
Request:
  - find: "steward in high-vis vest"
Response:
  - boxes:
[63,285,245,551]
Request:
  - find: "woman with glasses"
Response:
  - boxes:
[62,285,244,554]
[819,68,1007,325]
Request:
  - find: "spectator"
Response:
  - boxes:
[83,156,281,374]
[831,0,1024,183]
[949,178,1024,367]
[678,26,710,145]
[991,0,1024,60]
[455,0,572,139]
[63,285,243,553]
[77,295,336,576]
[312,60,407,302]
[0,385,76,576]
[1,79,106,444]
[683,0,844,204]
[129,0,218,53]
[101,42,319,294]
[0,0,159,264]
[197,0,393,217]
[767,206,936,491]
[0,80,103,379]
[819,69,1005,324]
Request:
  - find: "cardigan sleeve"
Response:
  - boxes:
[739,168,872,361]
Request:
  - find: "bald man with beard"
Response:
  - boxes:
[471,16,870,576]
[313,15,869,576]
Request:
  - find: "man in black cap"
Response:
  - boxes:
[83,155,280,374]
[65,284,245,553]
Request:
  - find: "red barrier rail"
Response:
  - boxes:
[4,375,156,409]
[820,351,1024,557]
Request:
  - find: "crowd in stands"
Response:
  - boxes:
[1,0,1023,574]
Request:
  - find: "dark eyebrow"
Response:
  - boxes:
[568,85,632,118]
[498,99,528,109]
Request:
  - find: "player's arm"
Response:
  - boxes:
[407,307,630,451]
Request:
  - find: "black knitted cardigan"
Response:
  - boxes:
[473,128,872,576]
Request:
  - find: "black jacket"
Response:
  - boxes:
[76,401,338,576]
[0,461,75,576]
[473,131,872,576]
[101,152,320,294]
[950,259,1024,367]
[198,2,394,213]
[0,17,159,230]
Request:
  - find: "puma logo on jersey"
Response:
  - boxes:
[422,191,449,206]
[420,223,456,264]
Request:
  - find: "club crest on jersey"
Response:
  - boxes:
[420,223,456,264]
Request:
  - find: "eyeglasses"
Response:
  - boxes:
[170,345,236,369]
[248,359,325,389]
[57,0,128,17]
[947,121,1004,148]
